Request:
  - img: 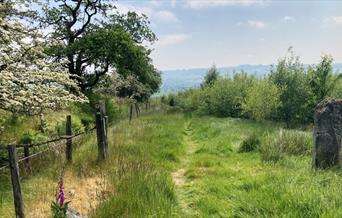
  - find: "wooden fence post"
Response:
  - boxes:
[104,116,108,136]
[23,146,30,173]
[8,145,25,218]
[96,108,108,161]
[129,104,133,123]
[103,115,109,157]
[66,115,72,162]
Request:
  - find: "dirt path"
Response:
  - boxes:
[171,120,199,217]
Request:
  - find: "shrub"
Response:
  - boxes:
[80,115,94,130]
[104,97,123,123]
[238,133,260,153]
[20,130,48,144]
[168,95,175,106]
[241,80,281,121]
[175,72,256,117]
[55,116,84,136]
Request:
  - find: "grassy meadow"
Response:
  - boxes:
[2,111,342,217]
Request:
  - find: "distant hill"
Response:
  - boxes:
[160,63,342,94]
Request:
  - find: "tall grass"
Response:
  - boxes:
[91,113,186,217]
[261,129,312,162]
[4,111,342,218]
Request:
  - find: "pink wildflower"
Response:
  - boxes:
[57,176,65,207]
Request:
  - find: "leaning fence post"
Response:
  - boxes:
[23,146,30,173]
[104,116,108,135]
[103,115,109,155]
[66,115,72,162]
[8,145,25,218]
[96,109,108,161]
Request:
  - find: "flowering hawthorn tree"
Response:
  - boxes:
[0,1,87,117]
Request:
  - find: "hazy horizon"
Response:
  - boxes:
[160,62,342,72]
[116,0,342,70]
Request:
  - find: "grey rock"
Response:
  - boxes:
[67,207,83,218]
[313,99,342,169]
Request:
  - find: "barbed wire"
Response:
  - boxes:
[0,126,96,171]
[16,126,96,148]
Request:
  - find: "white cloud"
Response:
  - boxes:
[156,34,191,46]
[324,16,342,25]
[115,3,152,16]
[154,11,179,23]
[248,20,266,28]
[185,0,265,9]
[115,3,179,24]
[283,16,296,22]
[148,0,163,8]
[171,0,177,8]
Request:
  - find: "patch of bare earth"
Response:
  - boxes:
[27,171,109,218]
[172,168,186,186]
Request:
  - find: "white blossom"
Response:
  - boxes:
[0,1,87,116]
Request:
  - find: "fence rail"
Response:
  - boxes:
[0,104,109,218]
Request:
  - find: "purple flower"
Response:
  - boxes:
[57,177,65,207]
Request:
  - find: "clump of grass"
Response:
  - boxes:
[238,133,260,153]
[279,129,312,155]
[261,129,312,162]
[93,161,176,218]
[260,137,284,163]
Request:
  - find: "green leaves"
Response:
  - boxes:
[242,80,281,121]
[51,201,70,218]
[40,0,159,91]
[201,64,220,88]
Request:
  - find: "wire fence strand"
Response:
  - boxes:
[0,126,96,171]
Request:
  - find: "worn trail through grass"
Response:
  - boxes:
[172,120,199,217]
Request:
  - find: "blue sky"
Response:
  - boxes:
[116,0,342,70]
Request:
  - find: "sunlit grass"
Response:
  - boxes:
[2,112,342,217]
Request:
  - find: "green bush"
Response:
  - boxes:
[20,130,48,144]
[238,133,260,153]
[175,72,256,117]
[55,116,84,136]
[104,97,123,123]
[168,95,175,106]
[241,80,281,121]
[80,115,94,130]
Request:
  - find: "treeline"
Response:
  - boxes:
[166,49,342,127]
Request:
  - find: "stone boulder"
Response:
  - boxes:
[67,208,83,218]
[313,99,342,169]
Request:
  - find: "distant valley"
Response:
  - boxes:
[160,63,342,94]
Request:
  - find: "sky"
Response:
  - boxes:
[116,0,342,70]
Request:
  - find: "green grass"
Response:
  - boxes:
[2,112,342,217]
[177,116,342,218]
[91,113,186,217]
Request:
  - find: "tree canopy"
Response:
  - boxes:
[201,65,220,88]
[0,0,87,116]
[39,0,159,91]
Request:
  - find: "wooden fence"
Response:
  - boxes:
[0,105,109,218]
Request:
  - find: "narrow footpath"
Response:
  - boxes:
[171,120,199,217]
